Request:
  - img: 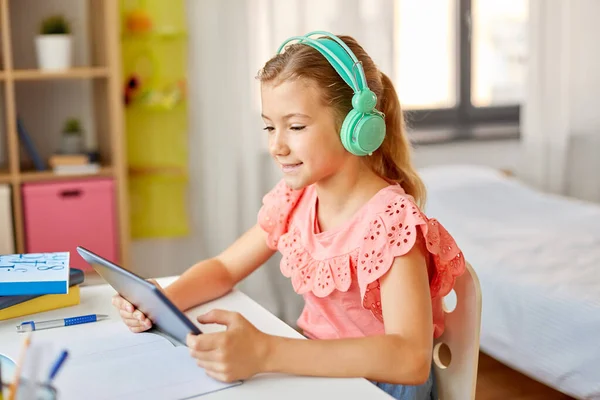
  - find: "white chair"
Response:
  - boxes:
[433,262,482,400]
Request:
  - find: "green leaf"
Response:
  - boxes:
[40,15,71,35]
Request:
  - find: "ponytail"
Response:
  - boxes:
[364,72,427,208]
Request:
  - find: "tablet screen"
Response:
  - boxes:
[76,246,201,344]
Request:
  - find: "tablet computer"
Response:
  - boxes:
[76,246,201,344]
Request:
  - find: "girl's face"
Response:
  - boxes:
[261,79,349,190]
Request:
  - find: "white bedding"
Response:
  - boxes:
[419,165,600,400]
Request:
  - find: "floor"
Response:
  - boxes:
[476,352,575,400]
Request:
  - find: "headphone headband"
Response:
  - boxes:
[275,31,386,157]
[276,31,368,93]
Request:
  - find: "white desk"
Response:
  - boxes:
[0,277,391,399]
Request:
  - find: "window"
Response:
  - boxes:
[471,0,528,107]
[394,0,528,141]
[394,0,457,110]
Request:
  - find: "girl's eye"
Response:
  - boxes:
[263,126,275,132]
[290,125,306,131]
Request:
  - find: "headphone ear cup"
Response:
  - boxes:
[340,109,386,156]
[355,113,386,155]
[340,109,362,155]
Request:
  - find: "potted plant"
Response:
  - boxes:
[36,15,72,71]
[60,118,84,154]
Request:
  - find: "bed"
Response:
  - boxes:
[419,165,600,400]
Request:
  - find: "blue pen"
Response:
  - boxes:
[47,350,69,382]
[16,314,109,333]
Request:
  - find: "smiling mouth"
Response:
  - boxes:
[280,162,303,172]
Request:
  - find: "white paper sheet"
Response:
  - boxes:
[50,322,240,400]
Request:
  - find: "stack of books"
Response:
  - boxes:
[0,252,85,321]
[48,153,100,175]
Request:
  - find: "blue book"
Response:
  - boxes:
[0,268,84,310]
[16,117,46,171]
[0,252,70,296]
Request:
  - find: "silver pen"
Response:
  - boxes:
[16,314,109,333]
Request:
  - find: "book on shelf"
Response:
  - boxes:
[48,152,101,175]
[17,116,46,171]
[48,153,91,167]
[53,163,100,175]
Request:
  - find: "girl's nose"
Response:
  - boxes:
[269,131,290,156]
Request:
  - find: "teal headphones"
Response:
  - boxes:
[277,31,386,156]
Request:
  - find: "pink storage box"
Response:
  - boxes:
[22,178,119,272]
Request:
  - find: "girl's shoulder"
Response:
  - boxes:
[362,183,414,218]
[350,183,422,235]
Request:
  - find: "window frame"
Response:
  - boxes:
[403,0,521,143]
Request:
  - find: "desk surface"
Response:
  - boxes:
[0,276,391,399]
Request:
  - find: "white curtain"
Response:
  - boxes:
[520,0,600,203]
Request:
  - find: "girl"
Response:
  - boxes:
[112,32,465,400]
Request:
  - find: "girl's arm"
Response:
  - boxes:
[263,245,433,385]
[188,245,434,385]
[165,224,276,311]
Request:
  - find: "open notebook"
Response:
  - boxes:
[44,322,241,400]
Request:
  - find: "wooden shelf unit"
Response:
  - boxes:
[0,0,130,267]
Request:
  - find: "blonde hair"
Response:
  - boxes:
[257,34,426,208]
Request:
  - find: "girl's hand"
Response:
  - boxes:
[111,294,153,333]
[111,279,162,333]
[186,309,271,382]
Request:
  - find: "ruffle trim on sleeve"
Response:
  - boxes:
[357,195,466,322]
[257,180,305,250]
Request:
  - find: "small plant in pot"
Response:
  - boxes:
[36,15,72,71]
[60,118,84,154]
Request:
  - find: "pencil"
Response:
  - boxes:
[8,333,31,400]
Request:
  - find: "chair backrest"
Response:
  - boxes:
[433,262,482,400]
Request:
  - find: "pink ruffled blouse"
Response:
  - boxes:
[257,179,465,340]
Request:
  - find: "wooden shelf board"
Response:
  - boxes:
[19,166,114,183]
[12,67,110,81]
[0,172,11,183]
